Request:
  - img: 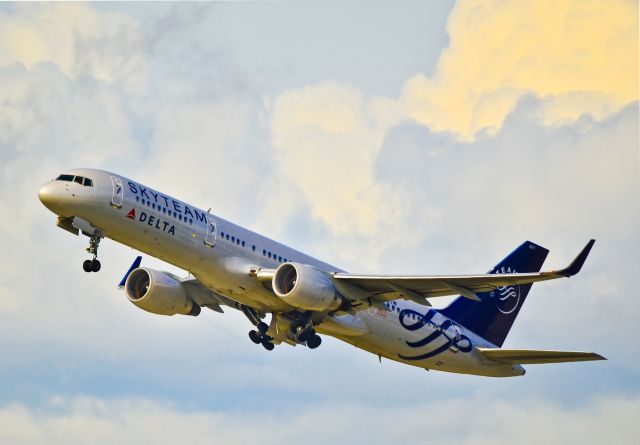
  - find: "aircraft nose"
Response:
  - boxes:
[38,183,55,207]
[38,182,65,213]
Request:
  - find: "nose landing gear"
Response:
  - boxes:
[83,235,102,273]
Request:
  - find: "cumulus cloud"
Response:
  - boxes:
[0,3,148,91]
[0,2,637,438]
[0,395,637,445]
[401,0,638,138]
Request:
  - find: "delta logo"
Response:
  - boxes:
[125,208,175,235]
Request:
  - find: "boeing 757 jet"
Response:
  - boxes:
[38,169,605,377]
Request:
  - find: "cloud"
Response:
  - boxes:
[400,0,638,139]
[0,395,637,445]
[0,3,148,92]
[0,3,637,438]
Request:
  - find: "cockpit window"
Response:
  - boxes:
[55,174,94,187]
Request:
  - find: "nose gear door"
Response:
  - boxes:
[110,176,124,208]
[204,214,217,247]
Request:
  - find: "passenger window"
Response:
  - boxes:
[231,236,235,242]
[252,245,256,251]
[136,196,140,202]
[278,256,282,262]
[236,239,240,245]
[179,215,182,221]
[242,241,245,247]
[56,174,74,182]
[83,178,93,187]
[268,252,272,258]
[152,203,156,209]
[263,249,266,256]
[73,176,84,185]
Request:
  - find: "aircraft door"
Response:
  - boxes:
[205,214,217,247]
[110,176,124,208]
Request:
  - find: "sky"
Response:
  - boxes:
[0,1,638,443]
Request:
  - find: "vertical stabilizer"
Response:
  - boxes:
[440,241,549,347]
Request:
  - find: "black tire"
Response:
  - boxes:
[307,334,322,349]
[261,341,275,351]
[83,260,93,272]
[257,322,269,334]
[249,330,261,344]
[91,259,101,272]
[297,329,315,343]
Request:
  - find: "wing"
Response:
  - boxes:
[333,239,595,307]
[477,348,606,364]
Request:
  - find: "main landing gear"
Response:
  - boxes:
[293,324,322,349]
[82,235,102,273]
[248,322,274,351]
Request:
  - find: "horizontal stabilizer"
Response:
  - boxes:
[477,348,606,364]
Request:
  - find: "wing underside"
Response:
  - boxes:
[477,348,606,364]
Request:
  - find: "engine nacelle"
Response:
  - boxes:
[125,268,200,316]
[272,263,342,312]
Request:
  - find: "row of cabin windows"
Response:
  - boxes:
[56,174,93,187]
[263,249,287,263]
[218,231,288,263]
[219,231,246,248]
[383,301,421,321]
[136,196,194,225]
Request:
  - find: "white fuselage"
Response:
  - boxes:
[39,168,525,377]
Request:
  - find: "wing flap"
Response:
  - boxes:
[477,348,606,364]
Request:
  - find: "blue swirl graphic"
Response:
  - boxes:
[397,309,472,361]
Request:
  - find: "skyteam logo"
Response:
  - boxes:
[491,266,521,314]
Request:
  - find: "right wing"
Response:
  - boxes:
[477,348,606,364]
[333,240,595,308]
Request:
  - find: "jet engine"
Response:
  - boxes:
[125,268,201,316]
[272,263,343,312]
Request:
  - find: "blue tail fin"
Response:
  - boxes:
[440,241,549,347]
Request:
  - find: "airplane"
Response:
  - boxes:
[38,168,605,377]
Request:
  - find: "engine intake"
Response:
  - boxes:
[125,268,200,316]
[273,263,342,312]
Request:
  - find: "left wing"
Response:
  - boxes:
[477,348,606,364]
[333,239,595,306]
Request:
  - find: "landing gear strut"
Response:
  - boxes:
[83,235,102,273]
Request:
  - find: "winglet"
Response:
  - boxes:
[556,239,595,277]
[118,256,142,288]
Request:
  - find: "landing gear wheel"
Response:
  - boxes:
[83,260,93,273]
[91,259,101,272]
[249,330,261,344]
[307,334,322,349]
[297,329,315,343]
[257,322,269,334]
[261,341,275,351]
